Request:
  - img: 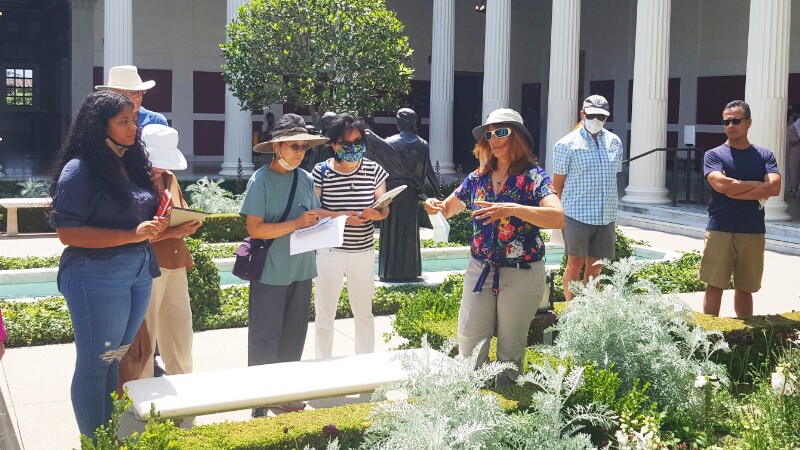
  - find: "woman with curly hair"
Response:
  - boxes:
[49,91,168,438]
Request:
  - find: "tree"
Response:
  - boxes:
[221,0,414,125]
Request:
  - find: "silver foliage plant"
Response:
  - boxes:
[17,177,50,198]
[185,177,243,214]
[546,258,730,412]
[358,338,613,450]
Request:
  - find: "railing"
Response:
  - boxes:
[622,147,706,207]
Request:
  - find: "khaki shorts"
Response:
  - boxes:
[699,230,765,293]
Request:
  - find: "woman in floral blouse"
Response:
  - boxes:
[424,108,564,386]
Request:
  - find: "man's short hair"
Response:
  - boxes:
[724,100,751,119]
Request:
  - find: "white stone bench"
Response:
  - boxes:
[0,197,51,237]
[123,348,445,421]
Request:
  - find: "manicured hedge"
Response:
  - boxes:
[193,214,248,243]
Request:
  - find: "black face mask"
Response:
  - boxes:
[106,135,130,150]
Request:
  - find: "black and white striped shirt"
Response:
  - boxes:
[312,158,389,251]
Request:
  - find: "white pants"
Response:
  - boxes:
[140,267,194,378]
[458,257,545,387]
[314,248,376,358]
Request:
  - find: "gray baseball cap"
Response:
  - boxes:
[583,95,610,116]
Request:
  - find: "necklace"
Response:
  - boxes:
[493,166,510,189]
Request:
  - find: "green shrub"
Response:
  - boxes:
[186,238,223,324]
[0,254,60,270]
[388,273,463,348]
[695,312,800,384]
[193,214,248,243]
[185,177,243,213]
[0,296,74,346]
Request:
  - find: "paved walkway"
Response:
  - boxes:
[1,226,799,449]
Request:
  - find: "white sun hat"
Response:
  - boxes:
[95,65,156,91]
[142,125,188,171]
[471,108,535,149]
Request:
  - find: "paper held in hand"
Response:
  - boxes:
[168,207,210,227]
[372,185,407,211]
[428,212,450,243]
[289,215,348,255]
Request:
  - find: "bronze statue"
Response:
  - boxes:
[369,108,442,281]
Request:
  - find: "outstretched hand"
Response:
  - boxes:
[472,201,517,225]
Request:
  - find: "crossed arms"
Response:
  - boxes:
[706,171,781,200]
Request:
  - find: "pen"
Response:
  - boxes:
[299,204,308,211]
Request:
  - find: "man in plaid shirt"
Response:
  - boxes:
[552,95,623,301]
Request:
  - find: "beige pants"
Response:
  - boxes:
[140,267,194,378]
[458,257,545,387]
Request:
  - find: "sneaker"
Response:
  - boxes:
[251,407,267,418]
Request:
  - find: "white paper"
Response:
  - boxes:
[289,215,347,255]
[428,212,450,243]
[372,185,407,211]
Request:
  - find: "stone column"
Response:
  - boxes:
[622,0,671,205]
[429,0,455,174]
[220,0,254,176]
[481,0,511,121]
[69,0,97,116]
[544,0,580,176]
[103,0,132,75]
[745,0,791,221]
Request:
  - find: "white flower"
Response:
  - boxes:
[771,366,796,395]
[694,374,707,389]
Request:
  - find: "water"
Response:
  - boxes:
[0,248,655,300]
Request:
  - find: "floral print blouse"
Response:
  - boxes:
[454,164,556,295]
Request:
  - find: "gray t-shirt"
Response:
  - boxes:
[240,167,321,285]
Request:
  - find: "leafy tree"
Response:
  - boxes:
[221,0,414,125]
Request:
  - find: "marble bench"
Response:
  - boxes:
[0,197,51,237]
[123,348,446,421]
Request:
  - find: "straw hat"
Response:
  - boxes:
[253,127,329,154]
[142,125,187,170]
[472,108,535,149]
[95,65,156,91]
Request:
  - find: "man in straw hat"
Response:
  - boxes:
[552,95,623,301]
[96,65,167,131]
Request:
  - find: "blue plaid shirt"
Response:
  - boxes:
[553,126,623,225]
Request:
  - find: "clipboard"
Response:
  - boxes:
[372,185,407,211]
[168,207,211,227]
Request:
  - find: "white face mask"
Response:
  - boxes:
[275,149,301,171]
[583,118,605,134]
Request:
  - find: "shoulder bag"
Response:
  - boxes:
[232,170,299,281]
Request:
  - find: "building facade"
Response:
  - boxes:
[0,0,798,219]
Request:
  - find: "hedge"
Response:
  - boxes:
[193,214,248,243]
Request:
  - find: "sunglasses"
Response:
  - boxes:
[722,118,748,126]
[484,128,512,141]
[585,113,607,121]
[334,138,365,148]
[282,142,310,153]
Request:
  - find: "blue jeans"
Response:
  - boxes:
[59,246,154,438]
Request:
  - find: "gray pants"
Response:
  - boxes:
[458,257,546,387]
[248,279,312,366]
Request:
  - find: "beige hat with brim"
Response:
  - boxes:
[253,127,329,154]
[95,65,156,91]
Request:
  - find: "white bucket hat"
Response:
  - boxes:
[95,65,156,91]
[142,125,187,170]
[253,127,329,154]
[472,108,535,149]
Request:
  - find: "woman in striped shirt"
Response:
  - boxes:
[312,114,389,358]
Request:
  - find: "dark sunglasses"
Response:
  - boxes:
[585,113,607,121]
[722,118,748,126]
[484,128,512,141]
[334,138,365,148]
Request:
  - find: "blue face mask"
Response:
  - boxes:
[335,142,367,162]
